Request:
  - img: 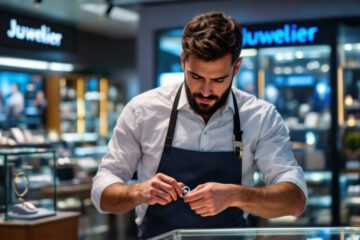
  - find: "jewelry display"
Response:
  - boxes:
[1,148,57,221]
[11,171,38,215]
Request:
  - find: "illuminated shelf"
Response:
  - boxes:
[341,169,360,174]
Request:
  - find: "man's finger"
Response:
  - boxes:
[153,181,178,201]
[184,189,204,203]
[151,188,172,202]
[194,207,208,215]
[158,173,183,198]
[189,199,205,210]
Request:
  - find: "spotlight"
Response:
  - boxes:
[34,0,42,8]
[105,4,113,18]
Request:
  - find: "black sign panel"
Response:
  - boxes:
[0,10,76,52]
[241,20,334,49]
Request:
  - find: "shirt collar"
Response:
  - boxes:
[176,83,236,114]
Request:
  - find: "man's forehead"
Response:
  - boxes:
[186,54,233,74]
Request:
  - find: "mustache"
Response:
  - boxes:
[192,93,218,100]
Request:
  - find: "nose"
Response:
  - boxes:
[200,81,213,97]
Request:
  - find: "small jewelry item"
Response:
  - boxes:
[182,186,191,196]
[13,171,29,202]
[11,171,38,215]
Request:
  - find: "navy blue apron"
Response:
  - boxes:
[139,85,246,239]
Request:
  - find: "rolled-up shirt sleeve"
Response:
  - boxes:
[91,100,142,213]
[254,105,308,200]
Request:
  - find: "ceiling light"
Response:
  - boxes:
[0,57,48,70]
[80,3,139,22]
[109,6,139,22]
[344,44,353,51]
[105,5,113,18]
[34,0,42,8]
[295,51,304,59]
[284,52,294,60]
[0,56,74,72]
[275,53,283,61]
[49,62,74,72]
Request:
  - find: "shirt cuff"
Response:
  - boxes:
[91,173,124,213]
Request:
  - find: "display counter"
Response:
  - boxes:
[150,227,360,240]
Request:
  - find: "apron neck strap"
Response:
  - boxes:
[164,84,183,152]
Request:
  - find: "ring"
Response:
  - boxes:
[182,186,191,195]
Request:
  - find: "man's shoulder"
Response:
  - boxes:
[232,87,274,114]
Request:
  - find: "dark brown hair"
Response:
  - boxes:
[182,12,243,65]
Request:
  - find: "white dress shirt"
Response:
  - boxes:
[91,83,308,225]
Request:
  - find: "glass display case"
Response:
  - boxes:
[57,75,109,138]
[338,24,360,226]
[149,227,360,240]
[255,45,333,226]
[0,148,57,221]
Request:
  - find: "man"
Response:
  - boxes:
[92,12,307,239]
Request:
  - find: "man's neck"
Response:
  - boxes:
[202,115,210,124]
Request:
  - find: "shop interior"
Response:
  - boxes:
[0,0,360,240]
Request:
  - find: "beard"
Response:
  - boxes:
[184,80,232,118]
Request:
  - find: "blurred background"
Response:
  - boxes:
[0,0,359,239]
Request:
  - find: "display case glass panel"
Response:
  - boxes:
[0,148,57,221]
[150,227,360,240]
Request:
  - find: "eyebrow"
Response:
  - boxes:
[188,70,229,81]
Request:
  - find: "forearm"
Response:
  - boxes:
[100,182,145,214]
[228,182,306,218]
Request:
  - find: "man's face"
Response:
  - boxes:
[181,53,241,117]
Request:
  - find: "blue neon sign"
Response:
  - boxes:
[243,24,319,47]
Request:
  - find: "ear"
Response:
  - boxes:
[233,57,243,76]
[180,52,185,71]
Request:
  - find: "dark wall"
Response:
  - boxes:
[76,31,135,74]
[137,0,360,92]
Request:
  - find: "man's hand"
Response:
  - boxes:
[138,173,184,205]
[184,182,233,217]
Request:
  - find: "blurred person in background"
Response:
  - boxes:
[92,12,307,239]
[5,83,24,119]
[34,89,47,123]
